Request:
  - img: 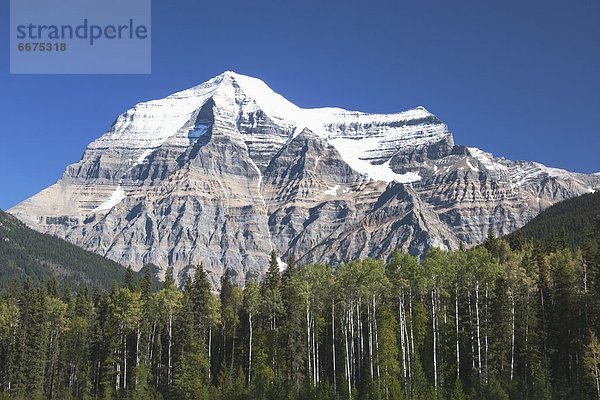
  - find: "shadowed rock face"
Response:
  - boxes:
[9,72,600,286]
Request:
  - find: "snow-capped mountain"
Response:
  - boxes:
[10,71,600,285]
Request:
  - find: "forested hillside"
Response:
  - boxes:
[508,191,600,251]
[1,220,600,400]
[0,210,126,289]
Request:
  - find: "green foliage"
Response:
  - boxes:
[0,211,126,289]
[0,230,599,399]
[451,376,467,400]
[507,191,600,251]
[172,340,209,400]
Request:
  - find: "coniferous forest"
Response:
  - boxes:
[0,211,126,289]
[1,220,600,400]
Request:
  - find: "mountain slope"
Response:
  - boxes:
[507,191,600,249]
[9,71,600,285]
[0,210,126,289]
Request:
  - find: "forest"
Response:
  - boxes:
[1,224,600,400]
[507,191,600,251]
[0,211,125,289]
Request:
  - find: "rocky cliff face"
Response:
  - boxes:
[9,71,600,285]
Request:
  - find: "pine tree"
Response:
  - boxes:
[172,283,209,400]
[164,266,176,289]
[265,250,281,292]
[140,266,153,299]
[280,261,305,390]
[15,280,48,399]
[190,265,212,334]
[261,251,284,377]
[485,227,500,260]
[282,253,297,287]
[124,266,136,291]
[451,376,467,400]
[377,305,402,400]
[172,339,210,400]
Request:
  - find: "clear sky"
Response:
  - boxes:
[1,0,599,210]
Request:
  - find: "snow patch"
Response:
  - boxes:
[465,159,479,173]
[277,257,287,272]
[329,138,421,183]
[429,237,449,251]
[248,159,265,207]
[323,185,341,196]
[135,148,155,164]
[468,148,495,171]
[539,164,570,179]
[93,187,126,212]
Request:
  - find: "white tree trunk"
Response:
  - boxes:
[475,281,482,380]
[123,331,127,390]
[510,291,515,381]
[248,313,253,385]
[399,294,407,383]
[332,301,337,392]
[168,313,173,385]
[484,284,489,384]
[136,328,140,368]
[436,289,442,387]
[373,295,380,380]
[315,316,320,384]
[455,284,460,378]
[409,289,415,356]
[208,326,212,381]
[344,308,352,399]
[306,297,312,385]
[312,312,317,385]
[116,358,120,391]
[356,298,365,374]
[149,321,156,363]
[468,291,475,371]
[369,300,374,380]
[408,289,415,396]
[432,289,438,389]
[350,304,355,383]
[404,296,411,383]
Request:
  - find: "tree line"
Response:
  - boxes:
[1,229,600,400]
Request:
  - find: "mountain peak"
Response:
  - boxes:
[85,71,454,189]
[8,71,600,284]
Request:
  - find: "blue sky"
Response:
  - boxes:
[1,0,599,210]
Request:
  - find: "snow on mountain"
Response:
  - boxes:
[86,71,447,192]
[92,187,126,212]
[329,137,422,183]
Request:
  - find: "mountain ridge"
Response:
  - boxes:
[9,71,600,285]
